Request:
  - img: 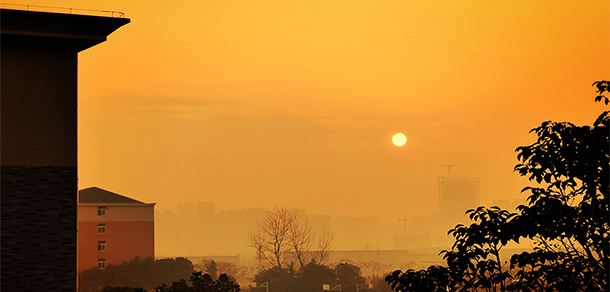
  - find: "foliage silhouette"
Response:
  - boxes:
[254,265,298,292]
[195,259,253,288]
[335,263,366,292]
[154,272,241,292]
[203,260,219,279]
[253,262,366,292]
[102,287,146,292]
[79,257,194,292]
[386,266,453,292]
[441,206,517,291]
[386,81,609,292]
[593,80,609,105]
[297,261,337,292]
[508,80,609,291]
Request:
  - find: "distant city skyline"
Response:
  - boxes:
[153,190,525,258]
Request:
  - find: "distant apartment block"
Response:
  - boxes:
[78,187,155,272]
[438,176,480,221]
[1,8,128,291]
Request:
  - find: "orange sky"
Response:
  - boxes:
[6,0,608,220]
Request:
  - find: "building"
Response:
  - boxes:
[1,8,128,291]
[78,187,155,272]
[437,174,480,247]
[438,176,480,221]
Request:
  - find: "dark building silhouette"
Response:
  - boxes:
[1,8,128,291]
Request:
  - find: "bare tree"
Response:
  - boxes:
[315,227,334,265]
[249,207,297,270]
[249,206,333,271]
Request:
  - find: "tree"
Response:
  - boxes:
[214,274,242,292]
[386,266,453,292]
[249,206,333,271]
[352,261,407,292]
[155,272,241,292]
[507,80,609,291]
[190,273,216,292]
[388,207,519,292]
[593,80,609,105]
[102,287,147,292]
[194,260,253,287]
[335,263,366,292]
[386,81,609,292]
[202,260,219,279]
[79,257,195,292]
[194,259,254,283]
[368,275,394,292]
[155,279,192,292]
[253,265,297,292]
[441,206,516,291]
[253,261,367,292]
[316,228,334,265]
[297,261,337,292]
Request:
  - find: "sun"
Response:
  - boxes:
[392,133,407,147]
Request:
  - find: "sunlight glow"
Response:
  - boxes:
[392,133,407,147]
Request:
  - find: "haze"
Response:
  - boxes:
[10,0,608,250]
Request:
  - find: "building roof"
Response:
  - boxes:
[79,187,145,204]
[1,8,130,52]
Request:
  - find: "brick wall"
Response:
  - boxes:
[1,165,77,291]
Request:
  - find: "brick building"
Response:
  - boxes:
[78,187,155,272]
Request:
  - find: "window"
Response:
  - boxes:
[97,223,106,234]
[97,258,106,269]
[97,240,106,251]
[97,206,107,216]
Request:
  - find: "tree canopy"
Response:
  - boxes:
[254,262,366,292]
[79,257,195,292]
[386,81,609,292]
[154,272,241,292]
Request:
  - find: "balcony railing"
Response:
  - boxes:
[0,3,125,18]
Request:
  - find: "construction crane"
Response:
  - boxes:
[440,165,470,177]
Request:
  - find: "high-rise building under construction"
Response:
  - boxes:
[438,175,480,222]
